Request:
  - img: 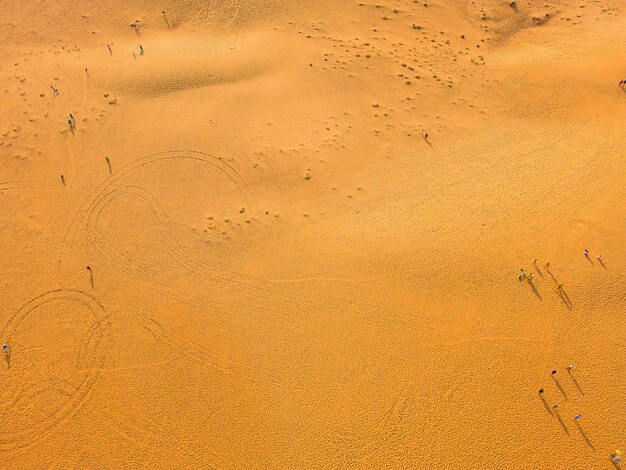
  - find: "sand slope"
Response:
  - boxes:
[0,0,624,468]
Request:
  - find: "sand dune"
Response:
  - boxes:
[0,0,624,468]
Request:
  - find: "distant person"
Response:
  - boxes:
[140,45,144,56]
[50,85,58,97]
[69,113,76,125]
[61,174,65,185]
[566,364,573,371]
[107,44,112,55]
[519,268,525,281]
[551,370,557,376]
[574,414,581,420]
[584,249,589,257]
[2,344,8,352]
[538,388,544,395]
[610,451,622,463]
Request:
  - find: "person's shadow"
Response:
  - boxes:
[557,288,572,310]
[553,409,569,435]
[574,420,595,450]
[4,349,10,369]
[527,278,542,300]
[539,394,552,414]
[552,375,567,399]
[568,370,584,396]
[545,266,558,285]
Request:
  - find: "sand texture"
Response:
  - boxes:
[0,0,625,468]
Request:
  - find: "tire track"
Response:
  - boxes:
[0,289,111,451]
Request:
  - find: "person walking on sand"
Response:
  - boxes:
[551,370,557,376]
[574,414,581,420]
[50,85,58,97]
[538,388,544,395]
[584,249,589,257]
[107,44,112,55]
[519,268,526,281]
[139,45,144,56]
[566,364,573,372]
[69,113,76,125]
[61,174,65,185]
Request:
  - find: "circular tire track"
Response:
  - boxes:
[61,149,379,319]
[61,150,257,263]
[0,289,110,450]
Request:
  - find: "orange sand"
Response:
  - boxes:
[0,0,624,468]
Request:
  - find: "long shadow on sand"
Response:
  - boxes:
[557,288,572,310]
[568,370,584,396]
[554,410,569,435]
[574,420,595,450]
[545,267,558,285]
[552,376,567,400]
[539,394,552,415]
[527,278,542,300]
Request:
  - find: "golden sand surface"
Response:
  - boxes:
[0,0,624,468]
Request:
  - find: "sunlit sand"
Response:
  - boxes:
[0,0,624,467]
